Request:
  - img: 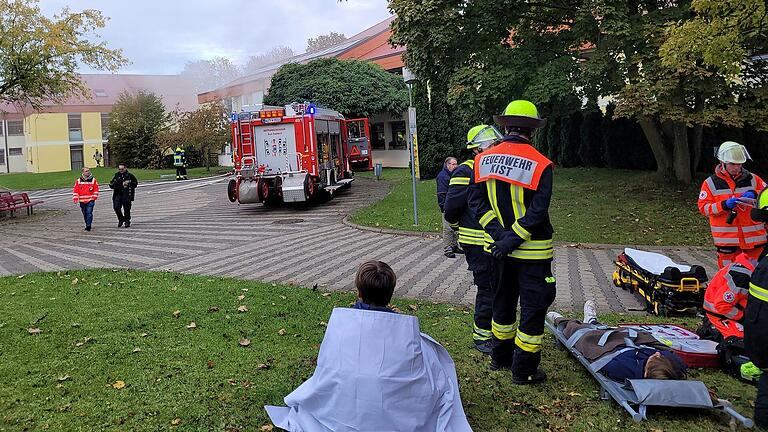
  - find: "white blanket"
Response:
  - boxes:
[625,248,691,275]
[265,307,473,432]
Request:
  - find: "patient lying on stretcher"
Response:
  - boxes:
[547,301,687,381]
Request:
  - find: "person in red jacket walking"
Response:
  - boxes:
[72,167,99,231]
[698,141,768,268]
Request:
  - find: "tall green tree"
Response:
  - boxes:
[181,104,230,170]
[109,91,166,169]
[264,58,408,118]
[390,0,768,183]
[0,0,126,108]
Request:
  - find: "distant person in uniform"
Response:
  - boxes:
[174,146,188,180]
[109,163,138,228]
[72,167,99,231]
[93,149,103,167]
[437,156,461,258]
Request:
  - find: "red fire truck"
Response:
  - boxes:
[345,119,373,170]
[227,103,371,205]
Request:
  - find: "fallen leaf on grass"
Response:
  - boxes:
[322,293,331,297]
[241,288,249,292]
[257,363,270,370]
[207,360,214,369]
[227,379,237,386]
[171,418,181,426]
[186,322,197,330]
[408,304,418,311]
[261,425,274,431]
[27,327,41,335]
[237,294,245,301]
[132,347,141,353]
[319,321,327,327]
[71,278,79,285]
[237,305,248,313]
[57,375,70,382]
[567,392,583,397]
[278,328,286,336]
[140,333,148,337]
[112,380,126,389]
[17,274,25,279]
[280,295,287,300]
[172,310,181,318]
[207,306,219,313]
[239,338,251,347]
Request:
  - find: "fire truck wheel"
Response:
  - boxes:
[227,179,238,203]
[257,178,270,203]
[304,175,316,200]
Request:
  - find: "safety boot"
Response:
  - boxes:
[473,339,493,355]
[512,368,547,385]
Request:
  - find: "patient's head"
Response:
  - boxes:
[355,260,396,307]
[644,351,687,380]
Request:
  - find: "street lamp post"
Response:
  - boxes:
[403,67,418,226]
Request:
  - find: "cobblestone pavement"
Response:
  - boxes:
[0,176,718,313]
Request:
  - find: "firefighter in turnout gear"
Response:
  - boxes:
[468,100,555,384]
[174,146,188,180]
[698,141,767,268]
[444,124,504,354]
[743,190,768,428]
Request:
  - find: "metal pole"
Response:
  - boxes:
[407,84,418,226]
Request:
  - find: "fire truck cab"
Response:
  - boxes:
[227,103,370,205]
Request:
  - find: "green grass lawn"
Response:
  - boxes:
[352,167,711,246]
[0,166,231,191]
[0,270,754,431]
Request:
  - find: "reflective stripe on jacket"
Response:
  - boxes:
[444,160,485,247]
[698,165,767,249]
[72,178,100,203]
[469,136,554,261]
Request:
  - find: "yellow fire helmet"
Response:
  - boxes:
[466,124,503,150]
[493,100,547,129]
[751,189,768,222]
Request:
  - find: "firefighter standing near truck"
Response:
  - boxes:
[444,124,504,354]
[468,100,555,384]
[698,141,767,269]
[174,146,188,180]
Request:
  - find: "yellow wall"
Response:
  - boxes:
[24,112,106,173]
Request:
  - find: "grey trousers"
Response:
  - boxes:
[442,216,458,250]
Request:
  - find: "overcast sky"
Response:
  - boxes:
[39,0,392,75]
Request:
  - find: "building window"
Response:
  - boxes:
[7,120,23,136]
[68,113,82,142]
[0,150,4,164]
[101,113,111,140]
[371,123,385,149]
[8,147,23,156]
[94,89,108,97]
[390,121,407,150]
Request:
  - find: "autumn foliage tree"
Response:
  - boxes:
[109,91,166,169]
[0,0,126,108]
[306,32,346,53]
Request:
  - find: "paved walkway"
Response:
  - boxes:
[0,176,718,313]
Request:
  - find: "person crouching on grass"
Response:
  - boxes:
[265,259,473,431]
[72,167,99,231]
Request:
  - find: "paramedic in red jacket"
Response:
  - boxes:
[698,141,767,268]
[702,252,755,341]
[72,167,99,231]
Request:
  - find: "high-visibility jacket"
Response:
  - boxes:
[703,253,754,339]
[444,159,485,247]
[174,151,186,167]
[469,136,554,261]
[746,256,768,368]
[72,177,100,203]
[698,166,767,249]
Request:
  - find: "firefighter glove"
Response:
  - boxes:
[489,232,524,260]
[741,190,757,200]
[724,197,739,210]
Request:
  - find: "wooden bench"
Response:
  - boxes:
[0,192,44,217]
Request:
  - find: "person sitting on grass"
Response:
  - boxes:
[265,260,472,432]
[547,300,687,382]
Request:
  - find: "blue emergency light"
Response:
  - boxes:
[307,103,316,115]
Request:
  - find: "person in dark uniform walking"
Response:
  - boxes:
[109,163,138,228]
[444,124,504,354]
[743,190,768,429]
[174,146,188,180]
[468,100,555,385]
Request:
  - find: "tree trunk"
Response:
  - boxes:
[673,122,692,184]
[691,124,704,173]
[638,115,672,178]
